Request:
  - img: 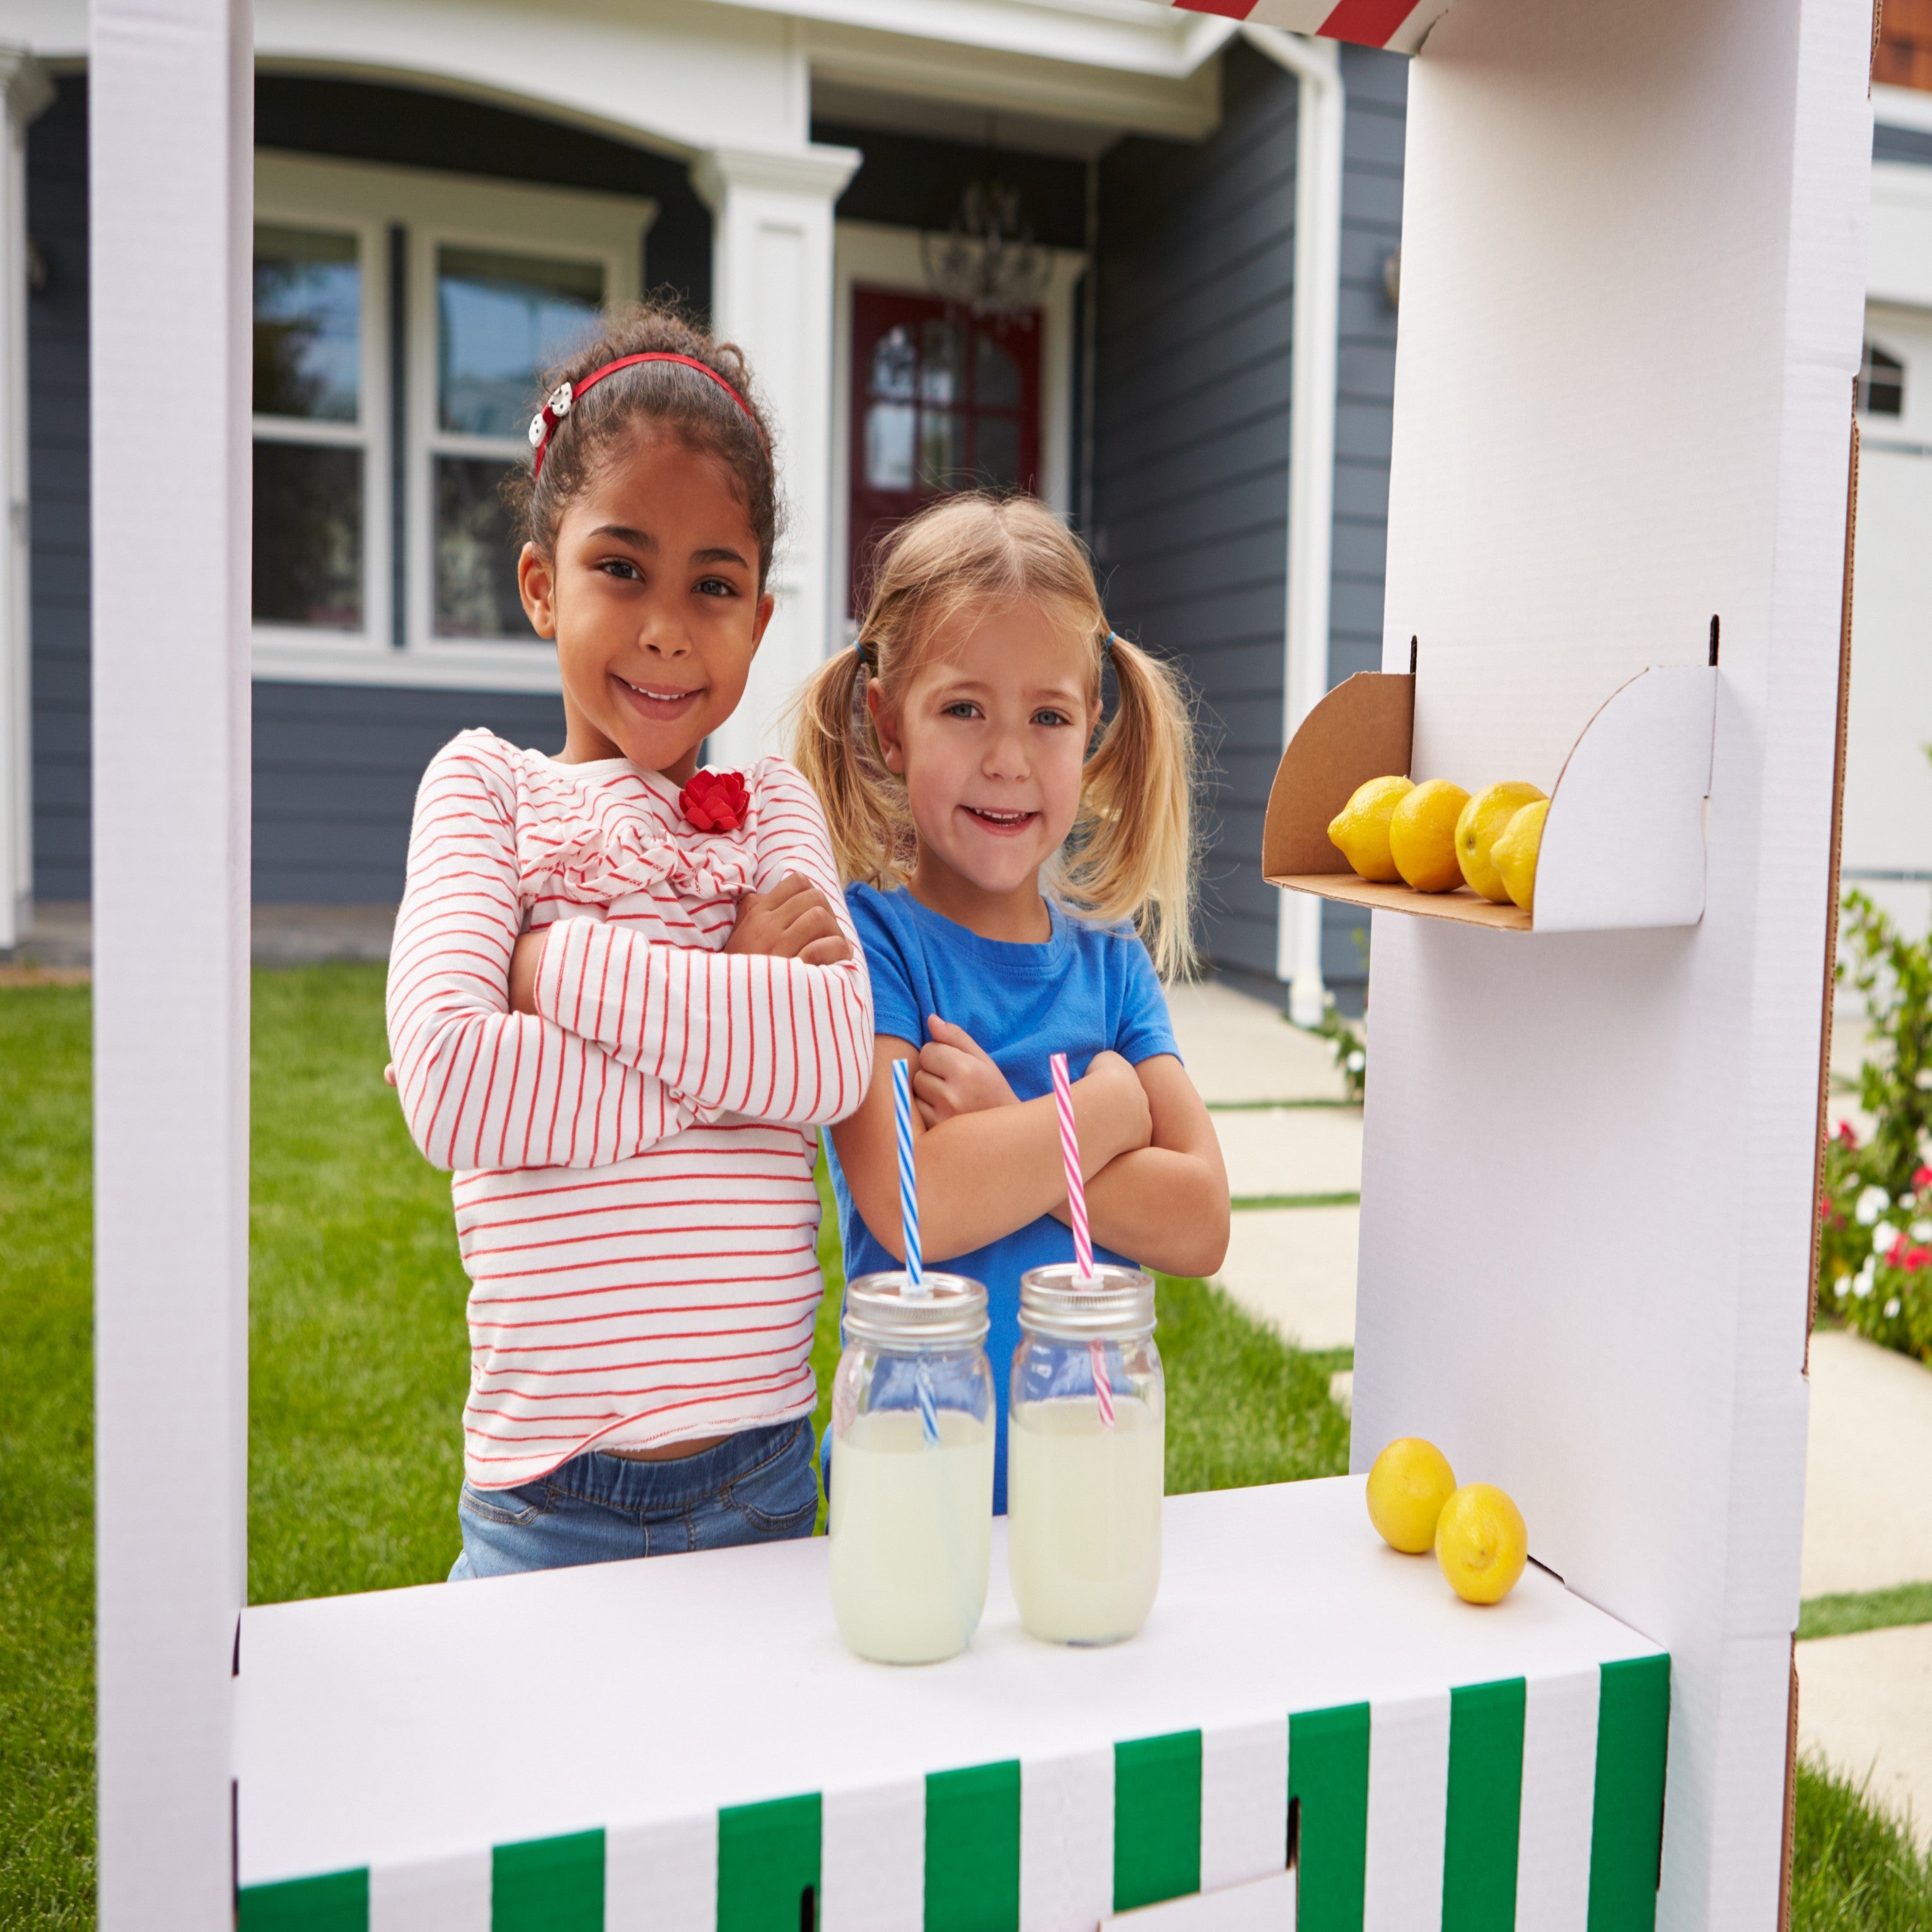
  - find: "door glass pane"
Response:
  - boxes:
[975,416,1020,488]
[921,320,964,407]
[870,325,917,402]
[866,402,916,490]
[254,225,360,422]
[253,441,363,629]
[919,412,964,491]
[974,333,1021,409]
[434,455,528,637]
[438,247,605,438]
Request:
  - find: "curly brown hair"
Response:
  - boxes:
[503,297,783,586]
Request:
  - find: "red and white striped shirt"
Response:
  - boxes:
[387,730,874,1488]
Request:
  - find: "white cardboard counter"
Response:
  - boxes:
[235,1479,1669,1931]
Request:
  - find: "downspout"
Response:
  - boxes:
[1243,25,1343,1027]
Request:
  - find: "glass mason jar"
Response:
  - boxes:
[1008,1264,1165,1646]
[827,1271,996,1665]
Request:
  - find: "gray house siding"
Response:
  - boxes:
[26,79,88,903]
[1090,42,1404,996]
[253,682,564,902]
[23,76,696,905]
[1875,122,1932,165]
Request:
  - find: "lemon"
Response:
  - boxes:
[1388,779,1471,893]
[1455,782,1547,903]
[1491,799,1549,914]
[1365,1437,1458,1554]
[1327,776,1414,883]
[1434,1482,1528,1605]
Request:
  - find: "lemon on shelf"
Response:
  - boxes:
[1434,1482,1528,1604]
[1365,1437,1458,1554]
[1388,779,1471,893]
[1492,799,1549,914]
[1455,782,1547,903]
[1327,775,1414,883]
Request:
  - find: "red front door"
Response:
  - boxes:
[849,287,1043,616]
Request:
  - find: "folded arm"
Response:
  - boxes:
[830,1032,1153,1263]
[518,762,874,1128]
[386,745,670,1172]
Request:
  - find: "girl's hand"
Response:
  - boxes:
[913,1016,1020,1125]
[726,873,853,965]
[509,929,547,1015]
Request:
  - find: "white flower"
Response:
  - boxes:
[1884,1298,1902,1318]
[1874,1221,1900,1255]
[1856,1186,1891,1225]
[1854,1260,1877,1299]
[1834,1274,1850,1298]
[1346,1050,1365,1072]
[1911,1221,1931,1242]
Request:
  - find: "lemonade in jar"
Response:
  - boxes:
[828,1271,995,1664]
[1008,1264,1164,1645]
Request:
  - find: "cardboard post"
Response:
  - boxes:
[90,1,253,1923]
[1341,2,1872,1926]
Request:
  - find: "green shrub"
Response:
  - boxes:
[1817,892,1932,1366]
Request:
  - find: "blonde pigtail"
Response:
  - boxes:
[788,646,916,890]
[1062,634,1199,981]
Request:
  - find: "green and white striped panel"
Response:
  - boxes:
[237,1653,1667,1932]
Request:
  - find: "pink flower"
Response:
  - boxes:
[1837,1122,1859,1146]
[678,769,750,834]
[1914,1164,1932,1192]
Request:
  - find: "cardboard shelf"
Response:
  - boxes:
[234,1481,1668,1918]
[1262,665,1718,934]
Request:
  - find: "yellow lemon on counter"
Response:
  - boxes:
[1388,779,1471,893]
[1492,799,1549,914]
[1456,782,1547,903]
[1434,1482,1528,1605]
[1365,1437,1458,1554]
[1327,776,1414,883]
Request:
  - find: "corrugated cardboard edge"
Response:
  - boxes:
[1266,873,1531,931]
[1781,404,1859,1932]
[1260,672,1416,878]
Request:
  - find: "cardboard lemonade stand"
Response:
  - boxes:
[88,0,1875,1927]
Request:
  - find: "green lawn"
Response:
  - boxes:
[3,967,1929,1926]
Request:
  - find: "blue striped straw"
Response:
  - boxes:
[893,1058,924,1294]
[891,1057,940,1446]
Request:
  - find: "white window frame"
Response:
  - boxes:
[251,153,655,692]
[250,165,392,670]
[830,219,1087,638]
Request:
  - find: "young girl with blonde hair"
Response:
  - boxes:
[795,492,1229,1512]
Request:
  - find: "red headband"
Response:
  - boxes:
[528,351,765,479]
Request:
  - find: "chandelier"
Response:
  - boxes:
[921,180,1054,320]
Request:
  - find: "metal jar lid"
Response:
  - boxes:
[1018,1264,1157,1341]
[843,1271,990,1349]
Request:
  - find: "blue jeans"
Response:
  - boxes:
[449,1419,819,1580]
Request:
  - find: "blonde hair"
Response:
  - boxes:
[792,492,1199,979]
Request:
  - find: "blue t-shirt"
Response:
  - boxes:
[827,884,1181,1513]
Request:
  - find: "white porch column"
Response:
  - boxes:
[694,143,860,772]
[0,47,51,951]
[91,1,252,1925]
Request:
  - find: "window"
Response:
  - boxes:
[1858,339,1906,419]
[849,287,1040,613]
[430,247,605,638]
[252,221,378,636]
[251,154,651,689]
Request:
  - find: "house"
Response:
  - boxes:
[0,0,1404,1020]
[8,0,1926,1009]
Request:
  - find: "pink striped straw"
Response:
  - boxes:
[1049,1052,1115,1428]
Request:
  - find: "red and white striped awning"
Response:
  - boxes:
[1166,0,1448,54]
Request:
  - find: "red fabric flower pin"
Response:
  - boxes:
[679,769,750,834]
